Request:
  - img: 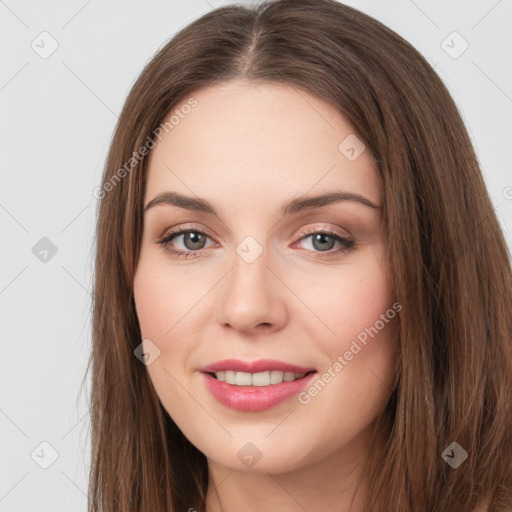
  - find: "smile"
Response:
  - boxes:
[209,370,314,386]
[200,365,317,412]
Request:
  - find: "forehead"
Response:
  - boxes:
[145,80,380,210]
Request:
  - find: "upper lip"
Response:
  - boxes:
[199,359,316,374]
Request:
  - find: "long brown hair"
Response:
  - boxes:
[87,1,512,510]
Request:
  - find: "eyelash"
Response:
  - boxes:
[155,226,355,260]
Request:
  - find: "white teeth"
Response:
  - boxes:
[213,370,308,386]
[252,371,270,387]
[235,371,252,386]
[270,370,284,384]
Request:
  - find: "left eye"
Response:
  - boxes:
[156,228,354,259]
[296,231,354,253]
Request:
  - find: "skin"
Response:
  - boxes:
[133,79,400,512]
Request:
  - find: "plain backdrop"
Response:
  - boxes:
[1,0,511,510]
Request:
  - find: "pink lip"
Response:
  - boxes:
[199,358,316,374]
[198,359,317,412]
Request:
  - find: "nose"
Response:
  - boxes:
[216,247,288,334]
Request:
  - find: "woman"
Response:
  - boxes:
[87,1,512,510]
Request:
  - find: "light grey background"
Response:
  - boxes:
[1,0,511,510]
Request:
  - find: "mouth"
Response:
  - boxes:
[199,362,318,412]
[206,370,316,386]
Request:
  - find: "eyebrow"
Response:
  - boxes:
[144,190,379,217]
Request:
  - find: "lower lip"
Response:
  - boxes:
[200,372,317,412]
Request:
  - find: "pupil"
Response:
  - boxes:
[186,232,205,249]
[313,233,334,251]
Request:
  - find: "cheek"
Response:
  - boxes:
[292,251,394,348]
[133,269,172,340]
[133,263,196,417]
[133,257,206,377]
[133,256,194,343]
[337,271,393,343]
[292,249,399,399]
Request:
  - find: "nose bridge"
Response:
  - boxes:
[230,234,273,301]
[217,233,286,331]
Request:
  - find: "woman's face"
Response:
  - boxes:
[133,79,399,475]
